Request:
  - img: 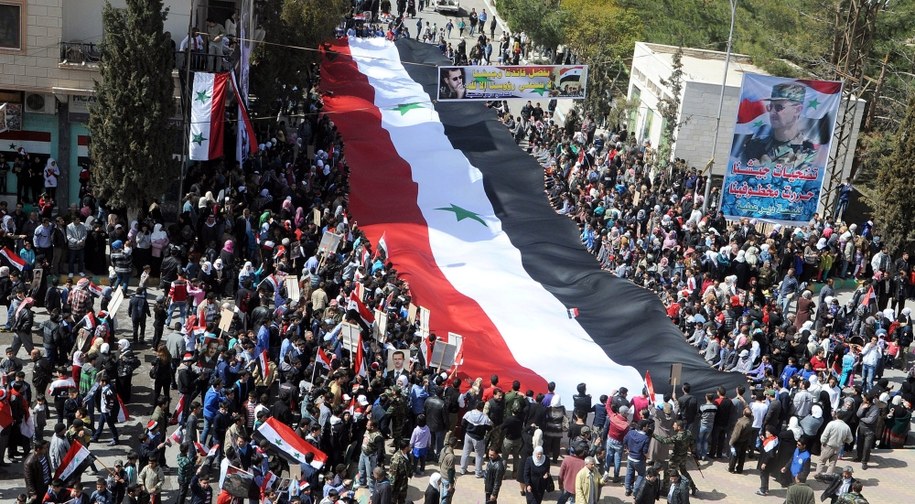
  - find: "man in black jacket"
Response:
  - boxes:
[127,287,151,343]
[424,389,448,458]
[678,383,698,435]
[483,448,506,503]
[820,465,858,503]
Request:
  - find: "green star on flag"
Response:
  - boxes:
[275,438,283,445]
[391,102,424,116]
[752,120,764,129]
[192,132,207,146]
[807,98,820,110]
[435,204,488,227]
[194,90,210,104]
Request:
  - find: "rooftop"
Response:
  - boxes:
[637,42,770,87]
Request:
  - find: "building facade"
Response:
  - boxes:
[0,0,238,207]
[627,42,864,215]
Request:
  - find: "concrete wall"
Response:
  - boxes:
[63,0,193,45]
[673,81,741,174]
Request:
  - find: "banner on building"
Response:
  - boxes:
[436,65,587,101]
[720,73,842,224]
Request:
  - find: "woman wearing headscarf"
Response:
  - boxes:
[149,223,169,277]
[424,472,442,504]
[133,222,152,272]
[115,339,141,403]
[238,261,256,288]
[219,240,236,295]
[884,396,912,449]
[774,417,804,487]
[522,445,551,503]
[542,395,568,463]
[794,290,816,330]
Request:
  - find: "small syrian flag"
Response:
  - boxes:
[299,480,311,492]
[79,311,97,331]
[258,350,271,378]
[206,443,219,458]
[861,285,876,308]
[361,247,372,270]
[193,441,209,457]
[644,370,656,405]
[559,66,583,85]
[0,247,26,270]
[170,394,186,426]
[355,336,367,378]
[87,282,104,297]
[55,440,92,480]
[762,435,779,453]
[375,232,388,259]
[347,290,375,326]
[189,72,230,161]
[257,417,328,469]
[169,428,184,446]
[116,394,130,422]
[317,346,333,370]
[260,471,279,496]
[566,307,580,319]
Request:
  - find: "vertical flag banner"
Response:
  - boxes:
[189,72,229,160]
[721,73,842,224]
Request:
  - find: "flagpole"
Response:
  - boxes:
[310,346,319,384]
[179,0,197,205]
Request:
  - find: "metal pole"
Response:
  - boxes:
[179,0,196,207]
[703,0,737,213]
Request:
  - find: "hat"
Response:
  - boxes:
[146,420,158,431]
[739,349,749,357]
[357,394,369,406]
[111,240,124,250]
[766,82,805,103]
[765,389,777,397]
[183,353,195,362]
[843,465,854,473]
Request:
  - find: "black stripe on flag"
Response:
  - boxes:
[394,40,745,397]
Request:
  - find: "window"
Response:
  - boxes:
[0,2,22,50]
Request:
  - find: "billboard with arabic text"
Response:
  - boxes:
[436,65,587,101]
[719,73,842,224]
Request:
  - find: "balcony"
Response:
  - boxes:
[59,42,102,68]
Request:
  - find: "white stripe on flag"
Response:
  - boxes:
[346,39,644,400]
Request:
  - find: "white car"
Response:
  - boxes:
[434,0,461,15]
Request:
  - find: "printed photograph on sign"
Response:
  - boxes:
[386,347,412,373]
[720,73,842,224]
[289,241,303,260]
[285,276,300,302]
[317,231,342,255]
[437,65,588,101]
[417,306,431,336]
[374,309,387,340]
[219,308,234,333]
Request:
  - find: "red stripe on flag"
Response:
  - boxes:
[0,130,53,142]
[795,79,842,95]
[230,72,259,154]
[77,135,91,146]
[644,370,656,404]
[55,440,90,479]
[0,247,26,270]
[321,40,548,393]
[736,98,767,124]
[209,72,230,159]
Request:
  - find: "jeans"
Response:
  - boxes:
[439,477,452,504]
[432,429,445,459]
[68,248,85,275]
[165,300,188,328]
[697,425,712,459]
[201,416,214,447]
[605,438,623,478]
[92,411,120,442]
[460,434,485,476]
[625,458,646,493]
[113,272,131,292]
[861,363,876,393]
[358,451,378,486]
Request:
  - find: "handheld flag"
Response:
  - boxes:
[116,394,130,422]
[258,350,271,378]
[170,394,186,426]
[0,247,26,270]
[317,346,333,370]
[347,290,375,326]
[55,440,92,480]
[644,370,656,405]
[257,417,328,469]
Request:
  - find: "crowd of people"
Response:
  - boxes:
[1,23,914,504]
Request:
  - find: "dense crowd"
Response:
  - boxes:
[1,24,913,504]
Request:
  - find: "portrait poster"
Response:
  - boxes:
[721,73,842,224]
[386,346,412,372]
[437,65,587,101]
[317,231,342,256]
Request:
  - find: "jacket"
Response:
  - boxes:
[423,395,448,433]
[820,419,854,449]
[729,416,755,447]
[483,456,506,497]
[785,482,816,504]
[574,466,603,504]
[66,222,87,250]
[24,451,51,498]
[128,293,151,323]
[138,464,165,494]
[667,475,692,504]
[821,476,859,502]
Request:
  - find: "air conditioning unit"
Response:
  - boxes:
[25,93,57,115]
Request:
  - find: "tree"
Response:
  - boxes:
[657,46,684,167]
[499,0,567,54]
[869,95,915,252]
[89,0,177,211]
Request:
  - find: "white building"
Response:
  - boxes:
[0,0,241,206]
[627,42,864,212]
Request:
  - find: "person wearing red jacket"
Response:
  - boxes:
[165,274,189,328]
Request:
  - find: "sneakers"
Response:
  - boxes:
[756,490,768,496]
[107,440,119,446]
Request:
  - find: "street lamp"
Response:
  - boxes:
[703,0,737,213]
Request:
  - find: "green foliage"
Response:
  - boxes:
[251,0,347,117]
[498,0,566,52]
[869,95,915,252]
[89,0,177,210]
[657,46,684,166]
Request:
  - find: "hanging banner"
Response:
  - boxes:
[436,65,587,101]
[720,73,842,224]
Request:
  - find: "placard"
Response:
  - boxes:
[437,64,588,101]
[317,231,342,256]
[30,268,43,291]
[373,309,388,340]
[430,332,462,370]
[313,208,321,227]
[407,303,417,324]
[219,308,234,333]
[386,347,412,373]
[285,276,301,302]
[289,240,303,260]
[108,286,126,317]
[340,322,362,354]
[417,306,431,337]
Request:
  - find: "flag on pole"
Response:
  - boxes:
[258,350,271,378]
[375,232,388,259]
[170,394,186,426]
[861,286,876,308]
[317,346,333,370]
[193,441,208,457]
[0,247,26,270]
[169,428,185,446]
[257,417,328,469]
[347,290,375,326]
[644,370,656,405]
[260,470,279,496]
[116,394,130,422]
[229,71,259,157]
[355,336,367,378]
[79,311,97,331]
[189,72,230,160]
[55,441,92,480]
[87,282,104,297]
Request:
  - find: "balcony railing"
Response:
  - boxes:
[59,42,102,65]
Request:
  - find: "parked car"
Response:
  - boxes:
[433,0,461,15]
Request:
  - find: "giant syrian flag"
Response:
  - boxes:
[321,38,745,400]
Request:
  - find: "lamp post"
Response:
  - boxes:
[703,0,737,213]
